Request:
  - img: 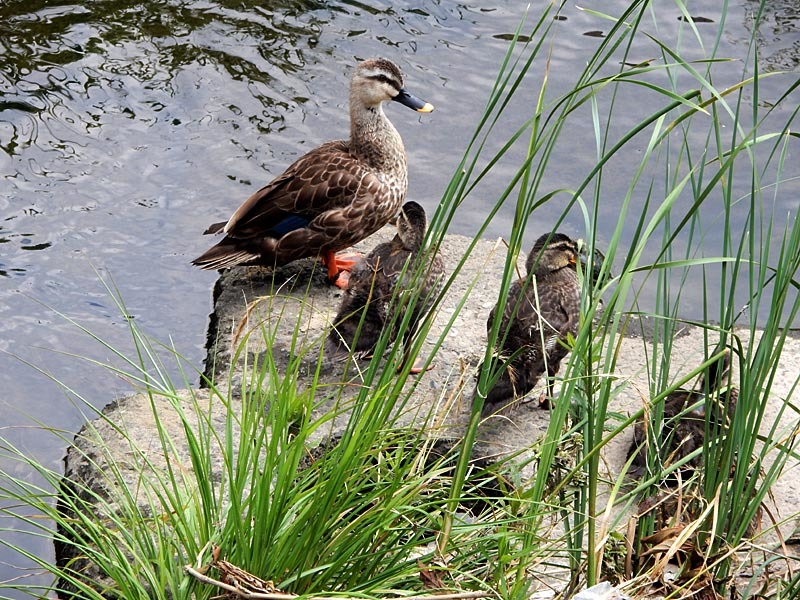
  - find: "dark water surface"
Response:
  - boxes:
[1,0,798,594]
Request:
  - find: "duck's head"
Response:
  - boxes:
[351,58,434,113]
[525,233,579,275]
[697,343,734,394]
[396,200,428,249]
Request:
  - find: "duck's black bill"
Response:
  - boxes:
[393,89,434,113]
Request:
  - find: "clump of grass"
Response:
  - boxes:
[1,273,544,598]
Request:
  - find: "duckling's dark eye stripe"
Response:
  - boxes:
[550,240,577,252]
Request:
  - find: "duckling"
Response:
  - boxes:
[476,233,581,416]
[326,201,443,373]
[627,344,737,481]
[192,58,434,288]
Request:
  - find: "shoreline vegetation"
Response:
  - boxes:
[22,233,800,599]
[3,1,800,598]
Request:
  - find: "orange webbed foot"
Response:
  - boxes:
[332,270,351,289]
[322,250,364,289]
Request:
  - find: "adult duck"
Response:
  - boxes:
[192,58,433,288]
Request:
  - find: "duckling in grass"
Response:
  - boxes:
[326,201,443,373]
[626,344,737,482]
[477,233,582,416]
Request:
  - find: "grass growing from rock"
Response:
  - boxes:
[2,1,800,598]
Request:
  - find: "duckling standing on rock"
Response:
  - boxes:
[627,344,737,482]
[192,58,434,288]
[326,201,444,373]
[476,233,582,416]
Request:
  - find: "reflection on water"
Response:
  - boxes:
[1,0,799,595]
[745,0,800,71]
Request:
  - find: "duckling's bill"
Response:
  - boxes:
[393,89,434,113]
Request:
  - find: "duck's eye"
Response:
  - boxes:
[373,74,398,87]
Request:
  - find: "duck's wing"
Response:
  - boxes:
[407,251,445,324]
[377,241,413,286]
[493,274,579,383]
[328,286,386,354]
[539,273,581,336]
[538,274,582,377]
[499,281,548,357]
[222,141,379,239]
[478,281,540,409]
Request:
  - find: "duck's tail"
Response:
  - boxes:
[191,237,263,270]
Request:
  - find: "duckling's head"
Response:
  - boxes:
[525,233,579,275]
[351,58,434,113]
[396,201,428,249]
[697,343,734,394]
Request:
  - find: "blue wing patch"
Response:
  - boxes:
[269,214,311,236]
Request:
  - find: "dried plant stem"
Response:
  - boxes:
[184,565,492,600]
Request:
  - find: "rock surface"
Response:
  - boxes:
[199,230,583,461]
[57,229,800,595]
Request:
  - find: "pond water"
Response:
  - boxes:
[1,0,798,595]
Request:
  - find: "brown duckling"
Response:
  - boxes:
[627,344,737,481]
[476,233,582,416]
[326,201,444,372]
